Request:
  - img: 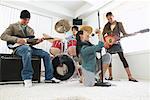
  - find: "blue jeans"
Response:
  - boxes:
[15,45,53,80]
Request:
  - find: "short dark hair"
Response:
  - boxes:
[20,10,30,19]
[72,26,78,31]
[106,12,113,17]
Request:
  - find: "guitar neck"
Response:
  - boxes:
[43,37,54,40]
[120,28,150,38]
[120,33,137,38]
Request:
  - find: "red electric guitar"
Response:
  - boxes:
[104,28,150,49]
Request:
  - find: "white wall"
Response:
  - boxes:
[110,50,150,80]
[84,0,150,53]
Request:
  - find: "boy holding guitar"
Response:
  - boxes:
[102,12,138,82]
[0,10,60,87]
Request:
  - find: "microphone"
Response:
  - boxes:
[91,33,95,36]
[91,28,101,37]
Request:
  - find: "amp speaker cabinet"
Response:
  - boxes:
[0,54,41,83]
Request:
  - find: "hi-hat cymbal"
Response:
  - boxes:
[55,19,71,33]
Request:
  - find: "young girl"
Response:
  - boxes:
[103,12,138,82]
[76,26,111,87]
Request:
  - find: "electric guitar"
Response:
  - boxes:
[104,28,150,49]
[7,36,54,49]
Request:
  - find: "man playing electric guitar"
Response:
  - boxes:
[102,12,138,82]
[0,10,60,87]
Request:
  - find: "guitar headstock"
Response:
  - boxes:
[135,28,150,33]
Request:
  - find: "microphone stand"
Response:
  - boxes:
[95,11,111,87]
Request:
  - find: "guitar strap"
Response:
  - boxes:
[23,26,27,37]
[117,22,120,36]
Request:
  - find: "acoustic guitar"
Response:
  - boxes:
[104,28,150,49]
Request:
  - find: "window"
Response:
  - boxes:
[0,4,52,53]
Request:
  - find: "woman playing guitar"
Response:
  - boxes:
[102,12,138,82]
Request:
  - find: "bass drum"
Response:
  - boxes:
[52,54,75,81]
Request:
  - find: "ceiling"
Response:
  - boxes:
[48,0,86,12]
[0,0,116,18]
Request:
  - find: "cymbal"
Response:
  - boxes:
[55,19,71,33]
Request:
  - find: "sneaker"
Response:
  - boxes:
[45,78,61,83]
[105,77,113,80]
[24,80,32,88]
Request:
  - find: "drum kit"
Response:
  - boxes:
[50,19,77,81]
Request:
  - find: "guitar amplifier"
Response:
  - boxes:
[0,54,41,83]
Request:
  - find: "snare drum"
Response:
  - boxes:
[67,39,77,56]
[50,40,63,56]
[52,54,75,81]
[67,39,77,48]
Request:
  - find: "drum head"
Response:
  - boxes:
[52,55,75,81]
